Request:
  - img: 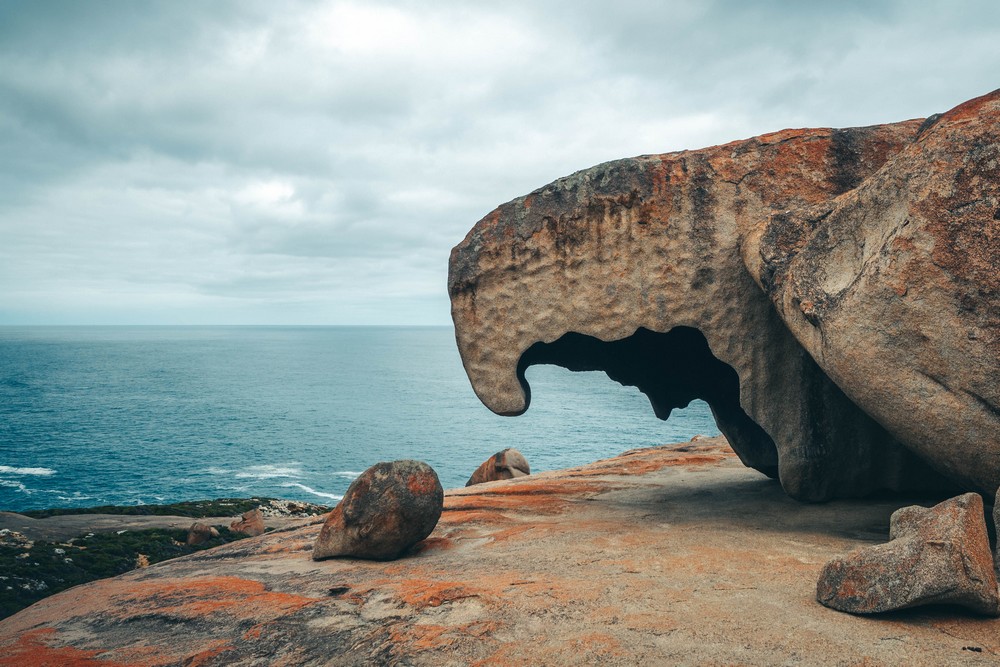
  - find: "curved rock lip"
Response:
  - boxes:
[448,89,1000,500]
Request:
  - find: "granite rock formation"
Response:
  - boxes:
[466,447,531,486]
[448,90,1000,501]
[230,509,266,537]
[816,493,999,615]
[313,460,443,561]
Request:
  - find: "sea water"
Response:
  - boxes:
[0,326,720,511]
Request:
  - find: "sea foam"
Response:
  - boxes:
[281,482,342,502]
[0,466,56,476]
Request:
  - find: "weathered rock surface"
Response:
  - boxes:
[817,493,999,615]
[186,522,220,545]
[313,460,444,561]
[230,508,266,537]
[448,90,999,500]
[466,447,531,486]
[3,438,998,666]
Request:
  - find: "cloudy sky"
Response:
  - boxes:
[1,0,997,325]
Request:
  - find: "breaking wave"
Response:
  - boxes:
[281,482,342,502]
[234,464,303,480]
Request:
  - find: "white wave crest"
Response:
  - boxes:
[281,482,343,501]
[234,464,302,480]
[0,479,28,493]
[332,471,362,478]
[0,465,56,476]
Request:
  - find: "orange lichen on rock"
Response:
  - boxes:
[184,641,236,667]
[3,430,1000,664]
[0,628,130,667]
[112,576,320,619]
[386,578,491,609]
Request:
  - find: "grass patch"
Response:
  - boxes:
[0,527,248,620]
[21,498,277,519]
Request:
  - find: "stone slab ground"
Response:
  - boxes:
[1,436,997,666]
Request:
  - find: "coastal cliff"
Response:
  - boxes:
[2,437,997,665]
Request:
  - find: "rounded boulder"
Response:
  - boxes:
[313,460,443,561]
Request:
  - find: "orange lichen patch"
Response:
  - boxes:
[940,88,1000,123]
[443,486,584,517]
[185,641,235,667]
[242,623,266,640]
[389,578,491,609]
[410,536,453,554]
[0,628,130,667]
[389,620,502,652]
[407,471,441,495]
[439,508,511,525]
[559,444,733,478]
[484,522,557,544]
[111,576,319,620]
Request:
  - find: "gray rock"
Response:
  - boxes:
[816,493,999,615]
[313,460,443,561]
[466,448,531,486]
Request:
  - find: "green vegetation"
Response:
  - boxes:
[21,497,277,519]
[0,527,248,620]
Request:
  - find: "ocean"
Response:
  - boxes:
[0,326,720,512]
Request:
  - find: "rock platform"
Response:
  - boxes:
[2,437,998,666]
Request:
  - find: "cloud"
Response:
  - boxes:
[0,0,997,324]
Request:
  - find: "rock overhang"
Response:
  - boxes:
[449,90,1000,501]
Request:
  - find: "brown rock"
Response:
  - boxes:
[816,493,999,615]
[448,90,999,500]
[185,522,219,546]
[313,460,443,561]
[466,448,531,486]
[230,509,265,537]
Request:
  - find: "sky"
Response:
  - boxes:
[1,0,998,325]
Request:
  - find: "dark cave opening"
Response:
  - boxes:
[517,326,779,479]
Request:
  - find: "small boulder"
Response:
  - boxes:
[313,460,443,561]
[816,493,999,616]
[230,508,266,537]
[186,522,219,546]
[466,448,530,486]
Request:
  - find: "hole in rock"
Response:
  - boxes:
[517,326,779,478]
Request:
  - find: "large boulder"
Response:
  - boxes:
[448,90,999,501]
[313,460,443,561]
[816,493,999,615]
[466,448,531,486]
